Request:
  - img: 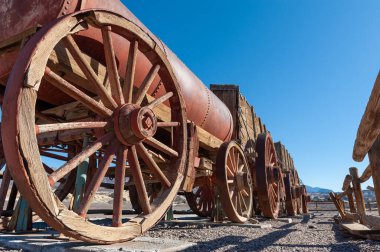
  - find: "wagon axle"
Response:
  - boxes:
[114,104,158,145]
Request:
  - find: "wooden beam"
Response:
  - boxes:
[342,174,353,191]
[368,136,380,216]
[353,70,380,161]
[359,164,372,183]
[329,192,346,218]
[350,167,366,222]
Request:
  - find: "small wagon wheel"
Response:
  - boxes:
[256,132,283,219]
[2,10,187,244]
[184,177,214,217]
[284,172,297,216]
[216,141,253,223]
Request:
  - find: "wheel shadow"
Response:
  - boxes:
[183,223,298,251]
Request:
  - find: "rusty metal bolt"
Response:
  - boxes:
[142,115,153,129]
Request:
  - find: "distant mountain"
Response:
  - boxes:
[305,185,333,194]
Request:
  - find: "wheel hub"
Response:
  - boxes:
[114,104,158,146]
[236,171,251,191]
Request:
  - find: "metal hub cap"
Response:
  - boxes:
[114,104,158,146]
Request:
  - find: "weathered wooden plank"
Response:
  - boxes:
[329,192,346,218]
[353,71,380,161]
[341,222,380,240]
[342,175,353,191]
[350,167,366,222]
[368,136,380,215]
[359,164,372,183]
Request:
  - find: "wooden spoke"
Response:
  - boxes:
[235,151,240,171]
[146,92,173,110]
[77,140,119,217]
[112,147,128,227]
[239,192,248,211]
[48,132,114,185]
[228,153,236,173]
[128,146,152,214]
[102,26,124,105]
[134,64,160,105]
[136,143,171,188]
[62,35,118,109]
[226,165,234,178]
[123,40,138,103]
[232,189,238,207]
[236,192,242,214]
[44,68,112,117]
[145,137,178,157]
[241,189,249,197]
[157,122,180,127]
[36,121,108,135]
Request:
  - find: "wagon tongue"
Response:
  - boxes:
[113,104,158,146]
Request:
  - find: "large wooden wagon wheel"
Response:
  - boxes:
[256,132,283,219]
[284,172,297,216]
[216,141,253,223]
[2,10,187,244]
[184,177,214,217]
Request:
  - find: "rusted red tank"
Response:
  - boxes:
[0,0,233,141]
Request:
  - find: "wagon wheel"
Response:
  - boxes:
[216,141,253,223]
[256,132,283,219]
[184,177,214,217]
[128,183,161,214]
[284,172,297,216]
[2,10,187,244]
[292,170,303,214]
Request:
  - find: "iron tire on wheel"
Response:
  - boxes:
[216,141,253,223]
[2,10,187,244]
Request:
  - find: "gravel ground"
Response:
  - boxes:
[146,211,380,252]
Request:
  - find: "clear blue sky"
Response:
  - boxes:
[122,0,380,191]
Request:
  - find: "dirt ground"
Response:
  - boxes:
[146,211,380,251]
[1,188,379,251]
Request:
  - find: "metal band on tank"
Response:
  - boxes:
[200,85,211,128]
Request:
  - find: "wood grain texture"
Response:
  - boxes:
[368,136,380,215]
[353,70,380,161]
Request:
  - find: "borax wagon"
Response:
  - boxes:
[0,0,308,244]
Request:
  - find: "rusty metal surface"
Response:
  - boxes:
[0,0,233,142]
[0,0,78,43]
